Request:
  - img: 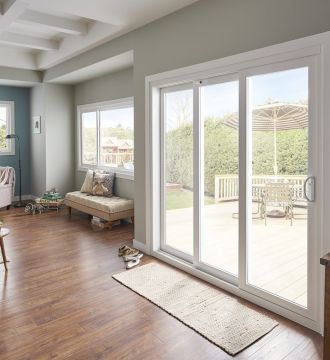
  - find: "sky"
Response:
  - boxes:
[82,107,134,129]
[165,66,308,129]
[0,107,7,125]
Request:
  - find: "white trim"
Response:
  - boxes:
[76,97,134,178]
[77,97,134,112]
[146,31,329,333]
[0,101,15,156]
[133,239,149,254]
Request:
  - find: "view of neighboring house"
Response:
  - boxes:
[0,1,330,359]
[101,137,134,168]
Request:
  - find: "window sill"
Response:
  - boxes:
[0,150,15,156]
[78,167,134,181]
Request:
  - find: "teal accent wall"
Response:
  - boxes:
[0,86,30,195]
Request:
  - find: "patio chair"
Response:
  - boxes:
[260,182,294,225]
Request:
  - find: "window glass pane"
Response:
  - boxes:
[99,107,134,170]
[247,67,308,307]
[81,112,97,165]
[164,88,194,255]
[200,80,239,276]
[0,106,8,152]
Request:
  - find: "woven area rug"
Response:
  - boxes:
[113,262,278,356]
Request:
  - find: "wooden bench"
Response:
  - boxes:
[65,191,134,229]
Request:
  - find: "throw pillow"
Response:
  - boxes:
[91,172,115,197]
[102,171,115,197]
[80,170,94,193]
[91,173,108,196]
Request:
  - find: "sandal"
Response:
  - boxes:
[118,245,130,256]
[123,253,144,262]
[122,248,139,257]
[126,257,141,269]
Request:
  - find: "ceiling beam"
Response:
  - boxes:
[0,0,28,31]
[18,10,88,35]
[0,32,59,50]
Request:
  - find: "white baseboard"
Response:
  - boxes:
[13,194,38,201]
[133,239,150,254]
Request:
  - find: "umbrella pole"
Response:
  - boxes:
[273,118,278,179]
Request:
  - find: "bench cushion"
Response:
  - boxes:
[65,191,133,214]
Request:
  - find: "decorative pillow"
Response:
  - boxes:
[80,170,94,193]
[91,172,115,197]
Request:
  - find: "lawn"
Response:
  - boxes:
[166,191,214,210]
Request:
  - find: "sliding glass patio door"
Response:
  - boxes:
[161,85,194,261]
[198,76,239,280]
[159,57,318,318]
[240,59,318,316]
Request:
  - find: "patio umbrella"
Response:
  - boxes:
[223,101,308,176]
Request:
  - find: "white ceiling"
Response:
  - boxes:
[0,0,198,72]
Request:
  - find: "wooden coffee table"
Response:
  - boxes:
[0,227,9,271]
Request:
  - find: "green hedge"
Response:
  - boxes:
[165,117,308,195]
[0,124,5,150]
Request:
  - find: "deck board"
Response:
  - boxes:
[166,200,308,307]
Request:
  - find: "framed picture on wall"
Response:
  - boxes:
[32,116,41,134]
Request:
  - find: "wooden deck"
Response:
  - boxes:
[166,200,307,307]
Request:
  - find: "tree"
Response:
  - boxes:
[0,124,6,150]
[165,115,308,195]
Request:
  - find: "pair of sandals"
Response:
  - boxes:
[118,245,143,269]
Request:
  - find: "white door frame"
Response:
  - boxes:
[145,31,328,333]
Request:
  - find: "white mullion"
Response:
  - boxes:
[238,72,248,289]
[159,89,166,252]
[193,81,202,266]
[96,110,100,167]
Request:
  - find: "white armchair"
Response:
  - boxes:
[0,167,15,210]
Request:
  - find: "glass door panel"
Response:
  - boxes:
[200,80,239,276]
[163,87,194,256]
[247,67,309,307]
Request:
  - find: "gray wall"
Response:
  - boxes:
[45,84,75,195]
[44,0,330,245]
[30,85,46,196]
[0,86,30,195]
[30,84,74,197]
[74,67,134,199]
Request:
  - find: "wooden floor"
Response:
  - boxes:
[0,207,322,359]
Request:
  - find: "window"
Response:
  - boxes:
[0,101,14,156]
[78,98,134,177]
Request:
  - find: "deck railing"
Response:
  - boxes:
[214,174,306,203]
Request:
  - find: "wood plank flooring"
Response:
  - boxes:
[0,207,322,359]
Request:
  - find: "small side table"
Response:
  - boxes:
[0,227,10,271]
[35,198,65,212]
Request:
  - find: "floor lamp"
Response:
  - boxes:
[5,134,25,208]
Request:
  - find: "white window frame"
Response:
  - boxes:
[145,32,330,333]
[0,101,15,156]
[77,97,134,180]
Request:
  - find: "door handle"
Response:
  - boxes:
[303,176,315,202]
